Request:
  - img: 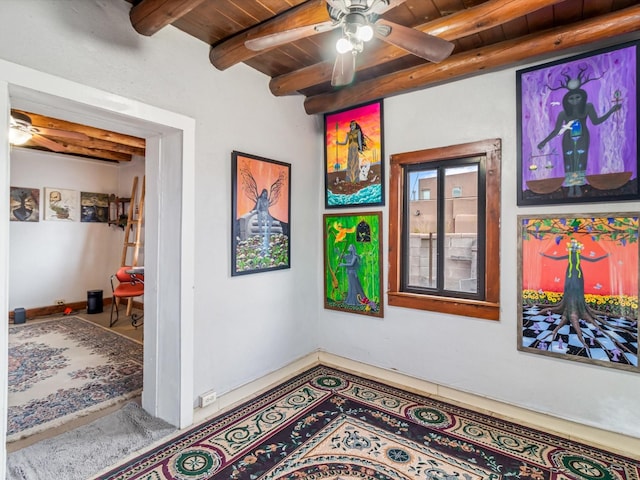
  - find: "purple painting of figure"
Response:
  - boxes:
[517,42,638,204]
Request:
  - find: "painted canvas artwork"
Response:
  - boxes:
[44,187,79,222]
[323,212,383,317]
[10,187,39,222]
[518,215,639,372]
[231,151,291,276]
[517,41,639,205]
[324,100,384,208]
[81,192,109,223]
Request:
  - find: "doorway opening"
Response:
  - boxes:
[0,59,195,472]
[7,145,146,447]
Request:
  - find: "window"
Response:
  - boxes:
[388,139,501,320]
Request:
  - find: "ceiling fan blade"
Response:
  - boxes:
[245,21,337,51]
[32,126,89,140]
[324,0,348,15]
[374,19,454,63]
[29,134,66,153]
[331,52,356,87]
[369,0,407,15]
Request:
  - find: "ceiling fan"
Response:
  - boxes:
[245,0,454,87]
[9,110,89,152]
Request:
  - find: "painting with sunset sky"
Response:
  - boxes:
[518,214,639,373]
[231,151,291,276]
[324,99,384,208]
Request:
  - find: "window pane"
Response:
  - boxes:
[407,169,437,289]
[389,138,500,320]
[443,165,478,294]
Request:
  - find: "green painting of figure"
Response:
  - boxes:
[323,212,383,317]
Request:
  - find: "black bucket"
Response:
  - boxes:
[87,290,103,314]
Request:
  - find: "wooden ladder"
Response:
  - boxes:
[120,176,145,315]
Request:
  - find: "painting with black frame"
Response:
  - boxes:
[517,40,639,205]
[324,99,384,208]
[231,151,291,276]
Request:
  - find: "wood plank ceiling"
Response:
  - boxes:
[128,0,640,115]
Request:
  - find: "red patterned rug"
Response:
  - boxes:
[98,365,639,479]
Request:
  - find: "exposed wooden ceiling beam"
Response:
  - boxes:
[23,140,133,163]
[25,112,146,150]
[130,0,206,36]
[304,5,640,115]
[209,0,330,71]
[270,0,566,96]
[61,137,146,157]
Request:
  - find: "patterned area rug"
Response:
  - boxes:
[8,316,143,442]
[99,365,639,480]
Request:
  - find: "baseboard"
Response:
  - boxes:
[7,298,143,323]
[192,352,321,425]
[193,350,640,460]
[7,302,88,321]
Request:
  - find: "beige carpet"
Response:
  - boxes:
[7,402,175,480]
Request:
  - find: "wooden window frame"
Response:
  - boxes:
[388,138,501,320]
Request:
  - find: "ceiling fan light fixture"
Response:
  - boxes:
[336,37,353,54]
[356,24,373,42]
[9,127,32,146]
[9,112,33,146]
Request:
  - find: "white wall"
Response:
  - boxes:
[319,66,640,439]
[9,148,122,310]
[0,0,320,404]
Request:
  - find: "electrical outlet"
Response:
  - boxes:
[199,391,217,408]
[55,299,65,305]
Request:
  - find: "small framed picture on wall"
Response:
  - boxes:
[44,187,79,221]
[10,186,39,222]
[80,192,109,223]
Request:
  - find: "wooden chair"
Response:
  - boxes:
[110,266,144,327]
